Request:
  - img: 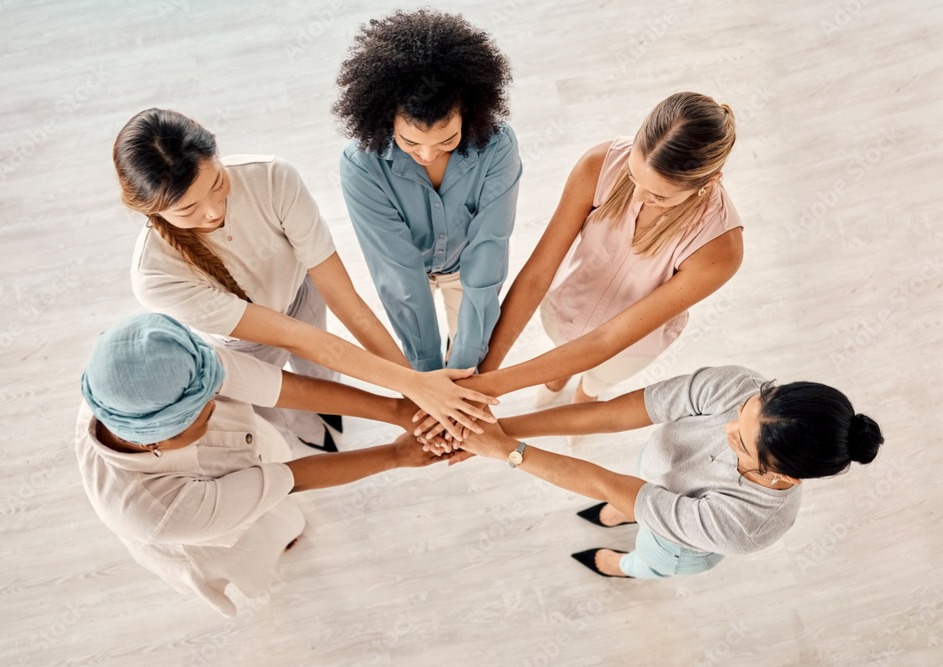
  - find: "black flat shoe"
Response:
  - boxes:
[299,427,338,453]
[318,413,344,434]
[577,502,637,528]
[571,549,632,578]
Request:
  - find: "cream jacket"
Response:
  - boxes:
[74,347,303,616]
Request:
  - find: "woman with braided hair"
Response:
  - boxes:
[117,108,497,451]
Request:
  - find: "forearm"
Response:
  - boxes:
[277,371,413,429]
[286,444,399,493]
[277,314,419,397]
[478,273,553,373]
[493,437,643,519]
[501,389,652,438]
[344,305,411,368]
[309,257,411,368]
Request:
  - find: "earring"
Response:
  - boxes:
[697,186,707,197]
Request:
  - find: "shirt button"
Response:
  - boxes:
[433,202,441,208]
[438,234,445,240]
[245,433,253,444]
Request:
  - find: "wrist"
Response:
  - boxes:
[388,443,406,469]
[391,397,413,429]
[393,367,420,397]
[496,435,519,460]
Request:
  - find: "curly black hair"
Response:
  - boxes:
[333,9,512,155]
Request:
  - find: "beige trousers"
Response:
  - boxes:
[539,301,655,397]
[429,272,463,356]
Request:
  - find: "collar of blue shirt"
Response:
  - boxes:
[381,141,482,192]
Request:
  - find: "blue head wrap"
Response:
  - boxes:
[81,313,226,444]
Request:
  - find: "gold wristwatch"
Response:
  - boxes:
[508,441,528,468]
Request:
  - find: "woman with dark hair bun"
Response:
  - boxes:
[334,9,522,374]
[448,366,884,579]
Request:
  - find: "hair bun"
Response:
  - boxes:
[848,413,883,464]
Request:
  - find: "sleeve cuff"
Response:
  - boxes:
[410,354,445,372]
[445,344,486,371]
[214,347,283,407]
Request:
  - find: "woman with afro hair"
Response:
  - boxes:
[334,9,522,374]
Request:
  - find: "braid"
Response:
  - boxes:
[149,216,251,302]
[113,109,251,302]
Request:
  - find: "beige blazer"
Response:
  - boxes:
[74,347,303,616]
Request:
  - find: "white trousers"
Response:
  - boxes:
[539,301,655,397]
[429,272,463,358]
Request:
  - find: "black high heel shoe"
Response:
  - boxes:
[576,502,636,528]
[299,427,338,453]
[318,413,344,434]
[571,549,632,578]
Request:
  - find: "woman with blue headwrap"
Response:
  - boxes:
[76,314,444,617]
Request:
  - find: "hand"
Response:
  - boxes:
[405,368,498,442]
[412,410,476,445]
[418,429,478,466]
[393,397,421,433]
[447,450,477,466]
[391,431,451,468]
[454,409,516,461]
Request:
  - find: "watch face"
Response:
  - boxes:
[509,451,523,466]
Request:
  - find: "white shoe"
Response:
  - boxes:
[534,381,571,408]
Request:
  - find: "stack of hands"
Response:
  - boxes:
[389,387,511,468]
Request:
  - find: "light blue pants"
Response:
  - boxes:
[619,526,724,578]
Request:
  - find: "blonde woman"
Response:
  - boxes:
[417,92,742,442]
[115,109,496,450]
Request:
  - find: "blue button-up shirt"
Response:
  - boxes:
[340,124,522,371]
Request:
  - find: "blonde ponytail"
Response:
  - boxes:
[594,92,736,257]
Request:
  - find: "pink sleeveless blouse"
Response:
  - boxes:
[545,136,742,358]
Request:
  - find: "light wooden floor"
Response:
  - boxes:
[2,1,941,665]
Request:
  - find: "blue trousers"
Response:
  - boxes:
[619,526,724,578]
